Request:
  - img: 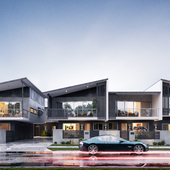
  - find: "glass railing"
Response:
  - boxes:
[0,109,29,118]
[117,108,159,117]
[48,108,97,119]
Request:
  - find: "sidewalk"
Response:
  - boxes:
[0,137,52,152]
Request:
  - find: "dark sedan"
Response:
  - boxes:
[79,135,149,153]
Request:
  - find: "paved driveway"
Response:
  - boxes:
[0,137,52,152]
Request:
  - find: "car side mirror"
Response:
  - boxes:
[119,140,124,143]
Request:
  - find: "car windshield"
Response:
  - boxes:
[98,136,120,142]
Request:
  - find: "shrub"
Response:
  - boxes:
[46,133,52,136]
[70,140,74,145]
[61,141,65,144]
[161,140,165,145]
[54,141,57,144]
[153,142,157,145]
[158,142,162,145]
[41,130,46,136]
[79,137,83,142]
[66,141,71,144]
[134,138,138,141]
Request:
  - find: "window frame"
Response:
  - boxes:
[93,123,103,130]
[108,122,118,130]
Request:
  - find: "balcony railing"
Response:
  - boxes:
[0,109,29,118]
[48,108,97,119]
[117,108,159,117]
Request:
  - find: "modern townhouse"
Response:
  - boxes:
[0,78,45,142]
[0,78,170,144]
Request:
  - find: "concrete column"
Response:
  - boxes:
[129,131,135,141]
[160,131,170,145]
[53,129,62,144]
[0,130,6,143]
[84,130,90,140]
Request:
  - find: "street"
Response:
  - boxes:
[1,151,170,168]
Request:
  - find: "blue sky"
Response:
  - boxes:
[0,0,170,92]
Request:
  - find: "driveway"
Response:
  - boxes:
[0,137,52,152]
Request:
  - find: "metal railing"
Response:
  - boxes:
[63,130,84,139]
[135,131,160,139]
[48,108,97,119]
[0,109,29,118]
[117,108,159,117]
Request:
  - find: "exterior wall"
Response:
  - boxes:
[0,130,6,143]
[29,98,45,123]
[145,80,162,120]
[160,131,170,145]
[109,93,117,119]
[152,94,161,118]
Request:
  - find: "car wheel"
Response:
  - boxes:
[133,145,144,153]
[88,144,98,154]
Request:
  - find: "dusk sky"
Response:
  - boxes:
[0,0,170,92]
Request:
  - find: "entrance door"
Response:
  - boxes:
[35,126,40,136]
[85,123,90,130]
[120,123,128,140]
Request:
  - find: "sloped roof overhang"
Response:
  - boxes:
[0,78,46,98]
[43,78,108,97]
[109,91,160,95]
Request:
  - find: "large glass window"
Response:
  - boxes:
[0,102,21,117]
[132,123,149,131]
[117,101,151,117]
[63,123,79,130]
[62,98,97,117]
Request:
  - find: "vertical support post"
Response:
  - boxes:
[22,82,23,117]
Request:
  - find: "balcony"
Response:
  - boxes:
[47,108,97,119]
[117,108,159,118]
[0,109,29,118]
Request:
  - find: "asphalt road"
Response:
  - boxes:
[0,151,170,167]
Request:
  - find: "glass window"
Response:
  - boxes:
[34,109,37,114]
[63,123,79,130]
[94,123,98,130]
[94,123,103,130]
[98,136,119,142]
[99,124,103,130]
[132,123,149,131]
[117,101,124,110]
[0,123,10,131]
[108,123,118,130]
[163,124,170,130]
[30,108,34,113]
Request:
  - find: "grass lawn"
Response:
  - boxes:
[48,148,79,151]
[51,144,78,146]
[149,148,170,150]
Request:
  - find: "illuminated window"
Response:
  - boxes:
[34,109,37,114]
[30,108,34,113]
[63,123,79,130]
[0,123,10,131]
[132,123,149,131]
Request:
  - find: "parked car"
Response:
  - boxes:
[79,135,149,153]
